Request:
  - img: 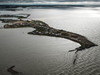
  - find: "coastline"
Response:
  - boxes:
[2,19,97,52]
[0,7,100,75]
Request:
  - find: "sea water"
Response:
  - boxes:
[0,7,100,75]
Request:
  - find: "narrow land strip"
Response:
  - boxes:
[2,19,97,52]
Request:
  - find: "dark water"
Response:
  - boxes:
[0,7,100,75]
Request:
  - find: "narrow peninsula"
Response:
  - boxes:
[2,19,97,52]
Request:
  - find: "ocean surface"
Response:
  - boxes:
[0,6,100,75]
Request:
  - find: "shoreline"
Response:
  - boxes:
[2,19,97,52]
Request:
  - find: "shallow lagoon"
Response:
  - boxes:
[0,7,100,75]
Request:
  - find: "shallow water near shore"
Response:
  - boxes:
[0,7,100,75]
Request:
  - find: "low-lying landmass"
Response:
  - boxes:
[0,14,30,19]
[7,65,22,74]
[0,15,97,64]
[2,19,97,53]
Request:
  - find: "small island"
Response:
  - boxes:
[0,14,30,19]
[2,18,97,52]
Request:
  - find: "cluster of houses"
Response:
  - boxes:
[3,20,48,28]
[30,23,81,42]
[3,19,80,42]
[0,14,79,42]
[30,24,69,38]
[2,14,96,51]
[28,22,62,37]
[3,18,96,51]
[4,22,31,28]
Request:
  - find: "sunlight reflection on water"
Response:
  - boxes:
[0,7,100,75]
